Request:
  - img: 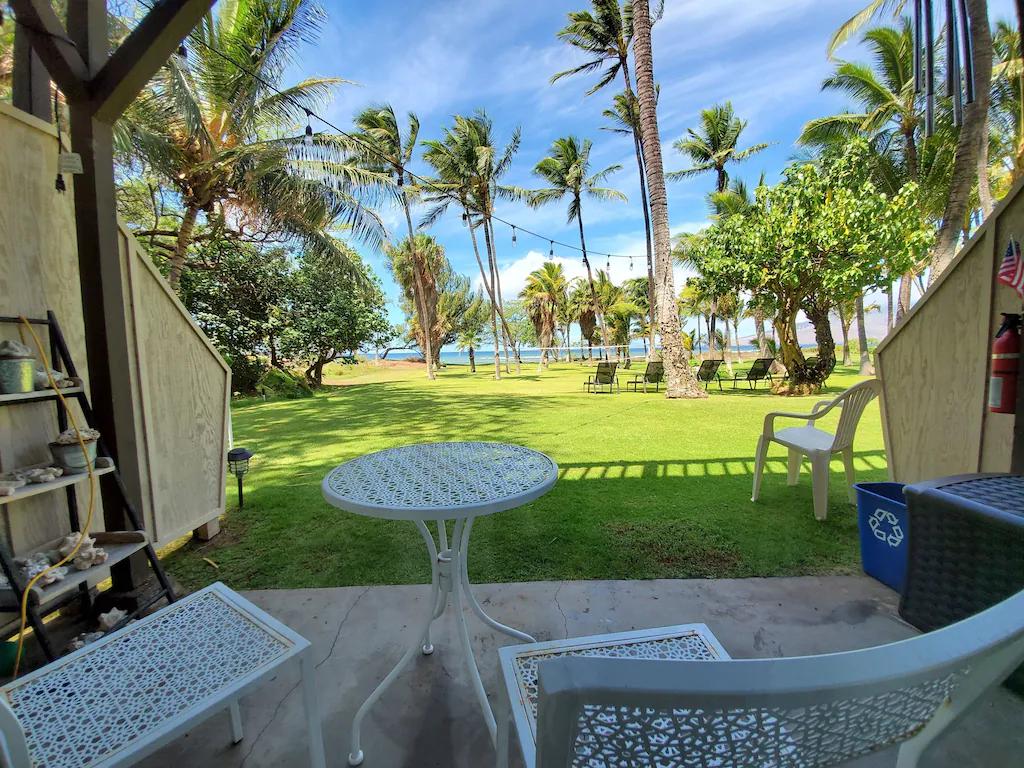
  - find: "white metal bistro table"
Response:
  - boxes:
[321,441,558,766]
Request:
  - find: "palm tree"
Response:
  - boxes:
[421,112,521,376]
[116,0,383,292]
[667,102,772,193]
[552,1,662,360]
[384,234,442,368]
[346,104,437,379]
[601,91,657,357]
[632,0,705,397]
[456,330,483,373]
[527,136,625,355]
[567,279,599,359]
[520,262,569,371]
[992,20,1024,198]
[833,297,881,365]
[595,270,640,362]
[800,22,928,322]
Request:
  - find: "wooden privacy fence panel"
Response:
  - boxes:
[119,224,231,546]
[0,102,229,554]
[876,177,1024,484]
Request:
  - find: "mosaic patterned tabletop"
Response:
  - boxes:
[323,442,558,519]
[4,590,291,768]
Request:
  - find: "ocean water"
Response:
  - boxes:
[367,344,768,366]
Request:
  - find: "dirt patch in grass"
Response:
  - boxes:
[602,520,743,579]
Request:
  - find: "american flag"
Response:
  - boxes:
[998,237,1024,299]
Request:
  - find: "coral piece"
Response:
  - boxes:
[98,607,126,630]
[17,467,63,484]
[53,427,100,446]
[59,532,94,559]
[67,631,105,653]
[72,547,107,571]
[16,553,68,586]
[0,340,32,359]
[0,480,25,497]
[32,368,66,390]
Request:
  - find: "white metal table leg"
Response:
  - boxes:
[348,520,441,766]
[300,649,327,768]
[229,701,243,744]
[450,518,498,745]
[459,518,537,644]
[422,519,447,655]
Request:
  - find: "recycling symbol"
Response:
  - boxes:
[869,508,904,548]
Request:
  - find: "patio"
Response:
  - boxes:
[140,575,1024,768]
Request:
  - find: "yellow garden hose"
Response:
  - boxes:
[10,318,97,679]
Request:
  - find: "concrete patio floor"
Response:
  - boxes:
[141,576,1024,768]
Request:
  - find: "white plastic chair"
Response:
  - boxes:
[496,588,1024,768]
[751,378,882,520]
[0,582,326,768]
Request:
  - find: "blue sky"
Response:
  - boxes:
[292,0,1018,344]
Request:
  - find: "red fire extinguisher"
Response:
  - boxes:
[990,313,1021,414]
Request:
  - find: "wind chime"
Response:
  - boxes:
[913,0,975,136]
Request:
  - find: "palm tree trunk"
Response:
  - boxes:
[734,319,742,362]
[469,344,476,373]
[856,294,874,375]
[978,112,994,219]
[723,317,734,375]
[402,201,435,380]
[931,0,993,282]
[754,308,768,356]
[696,315,702,355]
[897,272,913,322]
[167,202,199,292]
[483,220,511,374]
[837,303,852,366]
[578,213,610,352]
[465,212,501,380]
[633,0,705,398]
[885,282,894,334]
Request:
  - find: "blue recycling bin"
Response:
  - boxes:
[854,482,909,591]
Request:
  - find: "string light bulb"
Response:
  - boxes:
[629,256,634,271]
[303,108,313,146]
[462,212,469,227]
[606,256,611,272]
[512,226,517,247]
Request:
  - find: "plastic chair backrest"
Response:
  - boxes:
[0,696,30,768]
[646,361,664,382]
[831,379,882,451]
[595,362,617,384]
[534,587,1024,768]
[696,359,722,381]
[747,358,772,379]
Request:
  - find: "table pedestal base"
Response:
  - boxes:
[348,517,536,766]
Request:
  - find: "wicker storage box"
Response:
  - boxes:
[901,473,1024,694]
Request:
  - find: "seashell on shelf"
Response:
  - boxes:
[59,532,93,559]
[72,547,107,571]
[98,607,126,630]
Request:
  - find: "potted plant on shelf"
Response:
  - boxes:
[0,340,35,394]
[49,428,101,474]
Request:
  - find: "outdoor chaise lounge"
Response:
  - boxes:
[496,587,1024,768]
[625,361,664,393]
[694,358,724,391]
[751,379,881,520]
[0,583,326,768]
[733,356,776,389]
[584,361,619,394]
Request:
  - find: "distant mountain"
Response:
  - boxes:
[794,308,889,348]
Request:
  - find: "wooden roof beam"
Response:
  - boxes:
[8,0,89,100]
[91,0,218,124]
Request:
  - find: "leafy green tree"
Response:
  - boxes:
[456,330,483,372]
[280,249,389,387]
[688,140,931,392]
[992,19,1024,199]
[594,270,640,360]
[179,242,291,393]
[567,279,599,359]
[667,102,771,193]
[116,0,381,291]
[526,135,625,352]
[501,299,539,360]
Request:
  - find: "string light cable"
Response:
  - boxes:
[128,0,644,264]
[11,318,98,680]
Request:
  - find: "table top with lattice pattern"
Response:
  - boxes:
[2,583,304,768]
[321,442,559,520]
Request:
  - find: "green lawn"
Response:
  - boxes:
[163,360,887,593]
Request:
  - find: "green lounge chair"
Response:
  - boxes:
[584,361,619,394]
[733,357,775,389]
[626,361,664,393]
[695,359,724,391]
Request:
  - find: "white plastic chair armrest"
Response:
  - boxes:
[763,400,839,436]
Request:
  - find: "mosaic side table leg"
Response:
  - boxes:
[348,520,442,766]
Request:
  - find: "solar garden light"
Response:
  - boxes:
[227,448,254,508]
